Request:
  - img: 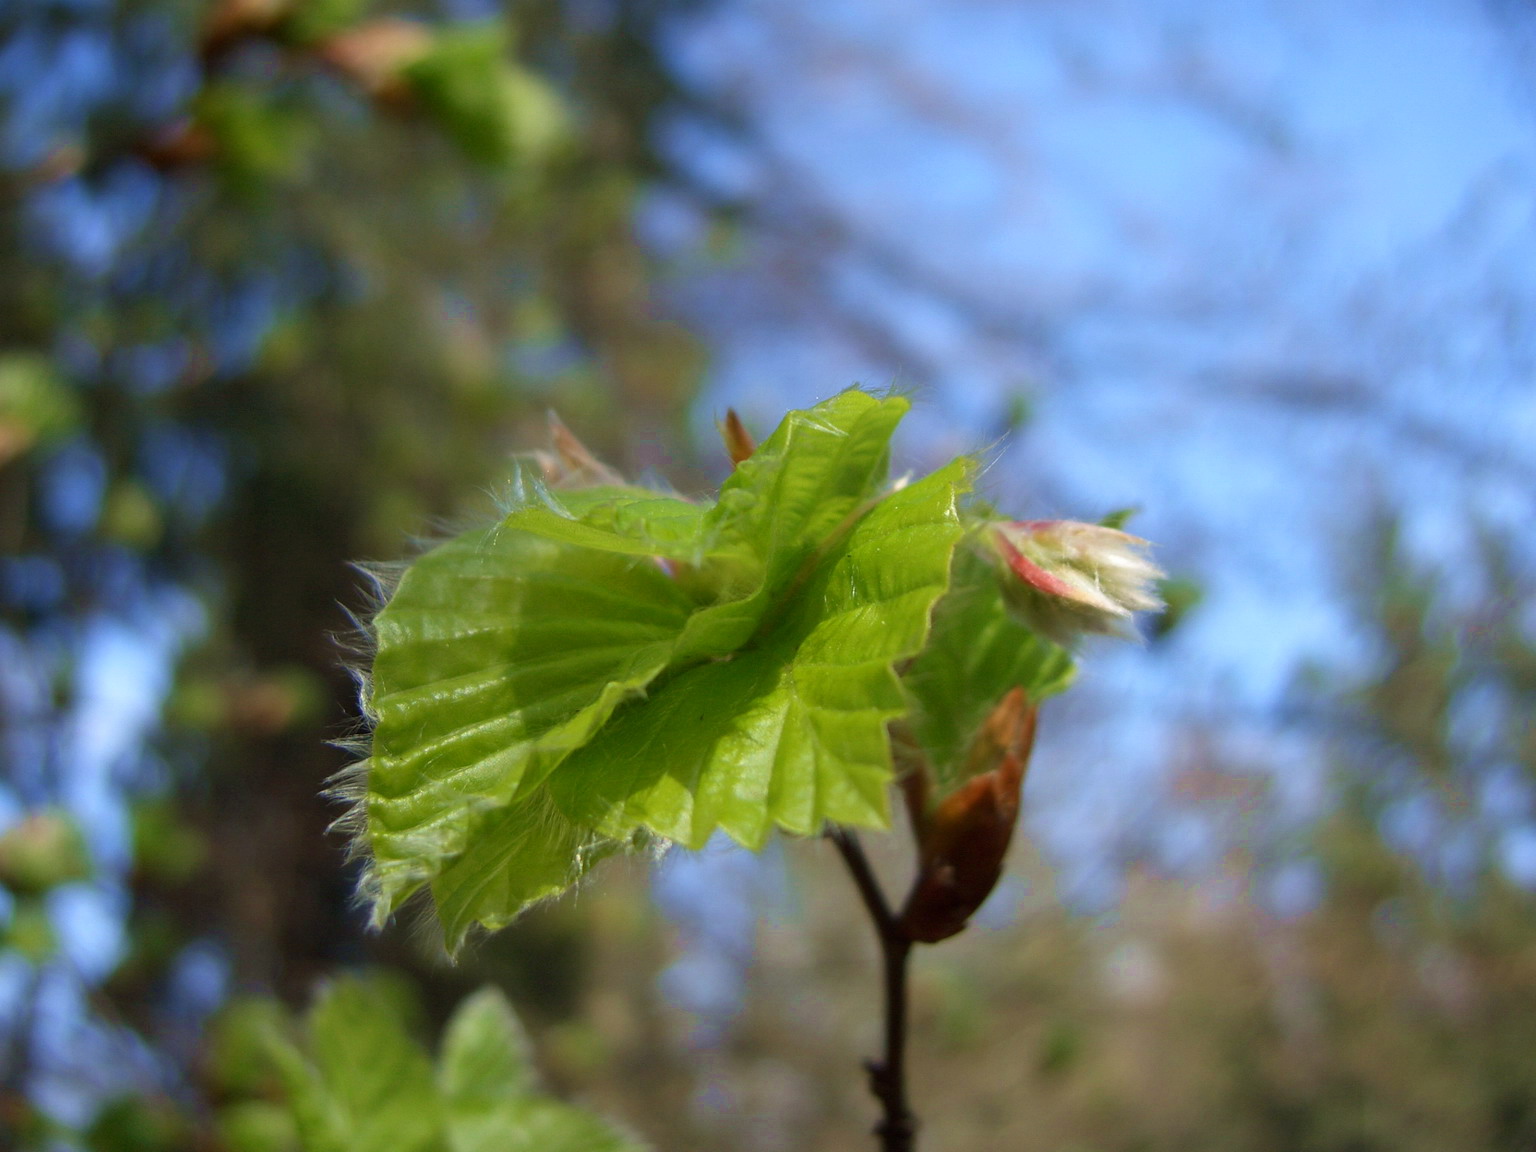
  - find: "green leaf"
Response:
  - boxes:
[403,26,566,167]
[218,1101,300,1152]
[2,898,56,964]
[440,987,535,1102]
[708,389,907,593]
[430,787,627,952]
[299,977,444,1152]
[500,491,709,560]
[197,83,313,191]
[208,997,295,1097]
[452,1100,642,1152]
[363,525,693,917]
[84,1096,191,1152]
[280,0,373,44]
[0,809,92,895]
[547,460,971,849]
[437,987,646,1152]
[0,354,78,465]
[900,544,1075,792]
[234,980,641,1152]
[359,390,971,939]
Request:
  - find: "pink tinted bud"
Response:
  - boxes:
[988,519,1164,645]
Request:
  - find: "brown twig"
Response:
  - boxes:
[828,825,917,1152]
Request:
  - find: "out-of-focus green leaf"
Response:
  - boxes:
[197,82,314,191]
[129,800,207,885]
[901,546,1075,792]
[1150,574,1203,641]
[300,977,443,1152]
[0,809,92,895]
[438,987,643,1152]
[0,353,79,464]
[3,898,57,964]
[218,1101,301,1152]
[439,987,535,1103]
[218,981,642,1152]
[99,480,164,550]
[208,996,295,1098]
[280,0,372,44]
[1099,506,1138,530]
[402,26,566,167]
[452,1099,641,1152]
[83,1096,191,1152]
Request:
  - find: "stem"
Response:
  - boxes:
[828,826,917,1152]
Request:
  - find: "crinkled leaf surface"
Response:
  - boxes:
[359,390,972,940]
[901,545,1075,792]
[547,460,971,848]
[430,786,625,951]
[363,527,693,916]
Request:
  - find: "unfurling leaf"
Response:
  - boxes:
[343,389,1162,951]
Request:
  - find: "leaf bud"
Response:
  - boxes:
[987,519,1164,645]
[898,688,1037,943]
[533,413,626,489]
[719,409,756,466]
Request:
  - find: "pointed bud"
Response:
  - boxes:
[898,688,1037,943]
[719,409,756,466]
[988,519,1163,645]
[533,413,626,489]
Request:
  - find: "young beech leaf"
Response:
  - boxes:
[546,460,971,849]
[360,526,693,919]
[350,390,975,944]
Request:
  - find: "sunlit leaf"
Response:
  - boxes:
[547,459,971,848]
[362,525,693,917]
[359,391,972,939]
[901,546,1074,792]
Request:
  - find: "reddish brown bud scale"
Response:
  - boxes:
[720,409,756,465]
[992,532,1082,600]
[535,413,626,488]
[897,688,1038,943]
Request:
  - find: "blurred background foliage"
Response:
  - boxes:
[2,0,1536,1150]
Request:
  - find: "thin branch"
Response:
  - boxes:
[828,826,917,1152]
